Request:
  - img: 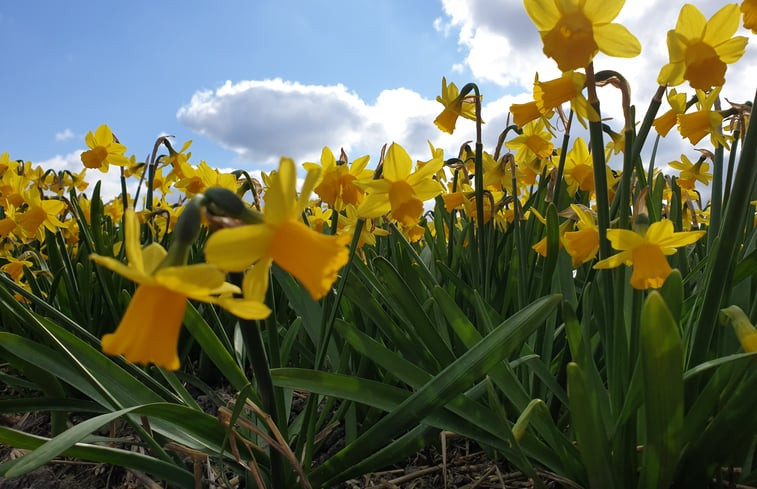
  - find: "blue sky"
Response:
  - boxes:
[2,1,755,198]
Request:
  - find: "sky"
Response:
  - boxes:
[2,1,755,199]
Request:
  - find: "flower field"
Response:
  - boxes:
[1,1,756,488]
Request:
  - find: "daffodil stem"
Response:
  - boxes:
[464,83,488,297]
[585,63,610,259]
[689,87,757,367]
[239,315,286,487]
[552,111,573,204]
[630,85,666,190]
[723,128,740,207]
[709,97,725,248]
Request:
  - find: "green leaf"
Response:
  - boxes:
[639,292,683,489]
[310,294,561,487]
[567,362,614,489]
[0,426,194,488]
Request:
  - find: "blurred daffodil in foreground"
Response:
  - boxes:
[658,3,748,91]
[434,77,478,134]
[204,158,351,301]
[594,219,705,289]
[524,0,641,72]
[91,208,269,370]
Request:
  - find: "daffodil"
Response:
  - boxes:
[510,100,553,128]
[653,89,688,137]
[677,88,728,147]
[562,204,599,267]
[433,77,478,134]
[357,143,444,227]
[563,137,615,197]
[91,208,269,370]
[534,72,598,126]
[658,3,748,91]
[506,119,555,168]
[524,0,641,72]
[15,190,68,241]
[303,147,372,210]
[174,161,238,197]
[743,0,757,33]
[668,154,712,190]
[80,124,131,173]
[594,219,705,289]
[204,158,351,301]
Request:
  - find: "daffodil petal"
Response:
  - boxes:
[702,4,740,46]
[90,254,151,285]
[205,224,272,272]
[383,143,412,181]
[594,23,641,58]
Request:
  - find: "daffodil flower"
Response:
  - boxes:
[433,77,478,134]
[593,219,705,289]
[653,89,688,137]
[357,143,444,227]
[562,204,599,267]
[743,0,757,33]
[524,0,641,72]
[303,147,372,210]
[677,88,728,147]
[80,124,130,173]
[204,158,351,301]
[669,154,713,191]
[658,3,748,91]
[91,209,270,370]
[534,71,598,126]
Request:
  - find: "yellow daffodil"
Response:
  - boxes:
[433,77,478,134]
[1,255,33,283]
[658,3,748,91]
[510,100,554,128]
[0,205,18,238]
[743,0,757,33]
[506,120,555,168]
[562,204,599,267]
[303,147,372,210]
[534,72,598,126]
[562,137,610,196]
[653,89,688,137]
[91,209,269,370]
[175,161,238,197]
[357,143,444,227]
[80,124,130,173]
[524,0,641,72]
[677,88,728,147]
[669,154,712,190]
[15,190,68,241]
[204,158,351,301]
[594,219,705,289]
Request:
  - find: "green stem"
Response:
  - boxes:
[689,88,757,367]
[585,63,610,259]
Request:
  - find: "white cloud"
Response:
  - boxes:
[55,128,76,142]
[177,78,491,168]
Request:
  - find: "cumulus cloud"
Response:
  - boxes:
[55,128,76,142]
[176,78,491,167]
